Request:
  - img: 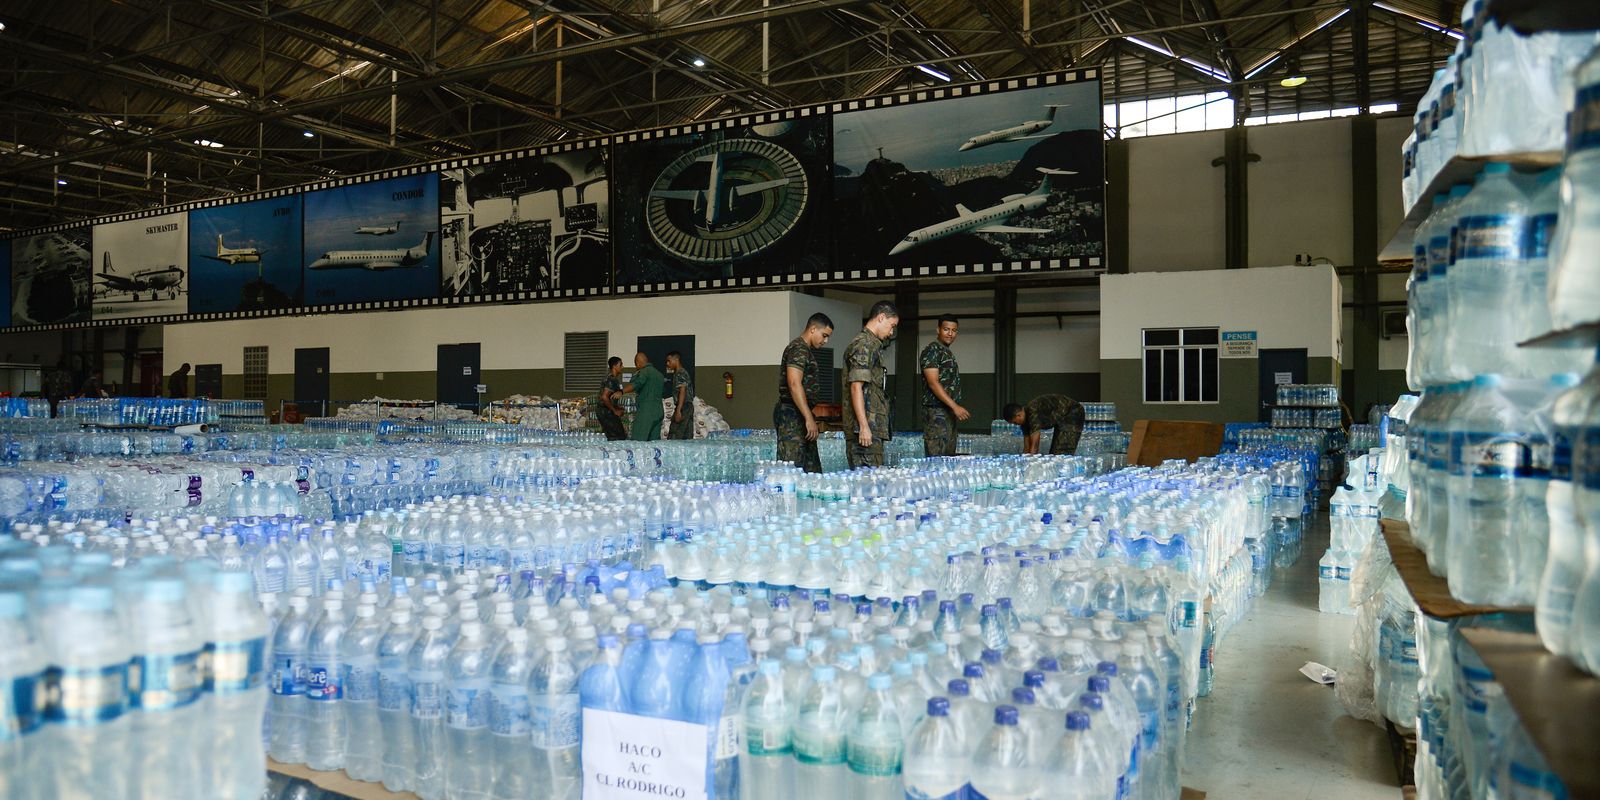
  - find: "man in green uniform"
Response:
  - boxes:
[666,350,695,440]
[621,351,666,441]
[775,313,833,473]
[920,314,970,457]
[597,356,628,441]
[845,300,899,469]
[1003,394,1086,455]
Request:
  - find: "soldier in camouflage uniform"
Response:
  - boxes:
[919,314,970,457]
[666,350,695,440]
[597,356,628,441]
[774,313,833,473]
[845,301,900,469]
[1003,394,1086,455]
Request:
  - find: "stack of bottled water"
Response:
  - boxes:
[58,397,217,427]
[0,538,270,800]
[0,397,50,418]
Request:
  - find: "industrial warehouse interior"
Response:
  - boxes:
[1,1,1598,799]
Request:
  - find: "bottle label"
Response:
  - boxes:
[129,650,203,711]
[847,738,902,777]
[1585,428,1600,491]
[793,725,847,765]
[344,659,379,703]
[1516,436,1552,479]
[411,675,444,719]
[1524,213,1557,260]
[1552,426,1575,483]
[466,546,488,571]
[1458,214,1528,260]
[1462,432,1530,479]
[403,541,426,565]
[745,717,791,756]
[306,661,343,701]
[44,664,128,725]
[489,685,532,736]
[436,544,465,569]
[1569,82,1600,154]
[1508,760,1567,799]
[713,714,742,760]
[1427,236,1450,274]
[378,669,412,712]
[0,672,44,741]
[1179,600,1199,629]
[447,680,490,730]
[530,692,580,749]
[207,638,267,696]
[273,653,306,697]
[1319,564,1334,580]
[1336,566,1352,580]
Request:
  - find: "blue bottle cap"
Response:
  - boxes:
[940,600,957,613]
[1011,687,1036,705]
[981,649,1003,665]
[947,679,971,697]
[927,697,950,717]
[1079,692,1104,711]
[963,663,985,679]
[812,665,836,682]
[1036,657,1061,672]
[1066,711,1091,731]
[1023,670,1046,688]
[784,646,807,662]
[1088,675,1111,694]
[1097,661,1118,676]
[867,674,892,691]
[994,705,1019,725]
[981,604,998,617]
[998,597,1013,610]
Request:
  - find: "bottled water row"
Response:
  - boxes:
[58,397,219,427]
[1083,403,1118,422]
[1318,483,1382,616]
[1273,384,1339,408]
[0,539,269,800]
[0,398,50,419]
[1269,407,1340,429]
[1402,9,1598,208]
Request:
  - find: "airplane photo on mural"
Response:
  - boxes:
[832,77,1106,270]
[188,195,304,313]
[91,212,189,320]
[302,173,440,306]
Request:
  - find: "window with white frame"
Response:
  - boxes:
[1142,327,1219,403]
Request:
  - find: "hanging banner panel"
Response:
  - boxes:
[831,76,1105,274]
[11,228,92,326]
[0,244,10,329]
[188,195,305,314]
[439,147,611,297]
[611,117,833,289]
[302,173,440,306]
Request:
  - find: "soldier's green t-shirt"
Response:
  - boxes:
[843,329,890,439]
[919,340,962,408]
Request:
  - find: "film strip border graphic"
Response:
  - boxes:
[4,68,1103,332]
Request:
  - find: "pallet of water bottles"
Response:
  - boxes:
[0,397,50,418]
[58,396,216,426]
[1274,384,1341,408]
[1270,406,1342,429]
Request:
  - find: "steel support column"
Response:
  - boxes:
[1351,114,1380,415]
[1214,127,1258,269]
[994,278,1018,416]
[1106,138,1130,273]
[894,281,920,432]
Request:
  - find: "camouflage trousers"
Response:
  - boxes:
[773,403,821,473]
[922,406,958,457]
[1048,403,1086,455]
[598,410,627,441]
[668,402,696,440]
[847,438,885,469]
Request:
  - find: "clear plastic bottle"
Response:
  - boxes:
[202,570,270,800]
[742,659,794,800]
[409,615,453,800]
[0,590,45,800]
[1446,375,1547,605]
[1041,711,1117,800]
[1537,352,1600,657]
[967,705,1038,800]
[304,595,349,771]
[125,574,204,798]
[846,673,903,800]
[40,585,131,800]
[489,628,536,800]
[341,601,385,782]
[1549,45,1600,328]
[269,594,313,764]
[530,636,581,800]
[794,665,850,799]
[445,620,495,800]
[903,696,969,800]
[377,608,420,792]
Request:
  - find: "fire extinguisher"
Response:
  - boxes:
[723,371,734,399]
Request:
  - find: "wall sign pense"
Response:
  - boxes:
[582,708,709,800]
[1220,330,1258,358]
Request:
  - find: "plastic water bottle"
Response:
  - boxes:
[342,601,385,782]
[1317,550,1338,614]
[530,636,581,800]
[0,590,45,800]
[126,574,204,798]
[409,615,453,800]
[1041,711,1117,800]
[1446,375,1545,605]
[794,665,849,798]
[305,596,349,771]
[202,570,270,800]
[445,620,495,800]
[1450,164,1527,377]
[269,594,313,764]
[490,628,536,800]
[40,585,132,800]
[903,696,968,800]
[1537,357,1599,657]
[377,608,419,792]
[630,630,680,718]
[742,659,793,800]
[846,672,902,800]
[968,705,1038,800]
[287,530,320,597]
[1549,45,1600,329]
[682,633,738,799]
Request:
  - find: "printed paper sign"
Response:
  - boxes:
[582,708,709,800]
[1220,330,1257,358]
[1273,372,1293,385]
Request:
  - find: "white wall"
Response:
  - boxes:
[1128,130,1226,272]
[165,291,857,372]
[1100,265,1341,360]
[1247,118,1353,268]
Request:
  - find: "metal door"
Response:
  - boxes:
[437,343,483,410]
[1257,347,1308,422]
[294,347,330,417]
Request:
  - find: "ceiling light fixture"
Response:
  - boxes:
[303,130,315,138]
[195,139,225,149]
[1281,75,1308,87]
[1280,57,1307,87]
[691,57,706,67]
[915,64,952,82]
[56,179,67,186]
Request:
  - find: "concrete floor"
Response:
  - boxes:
[1181,516,1399,800]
